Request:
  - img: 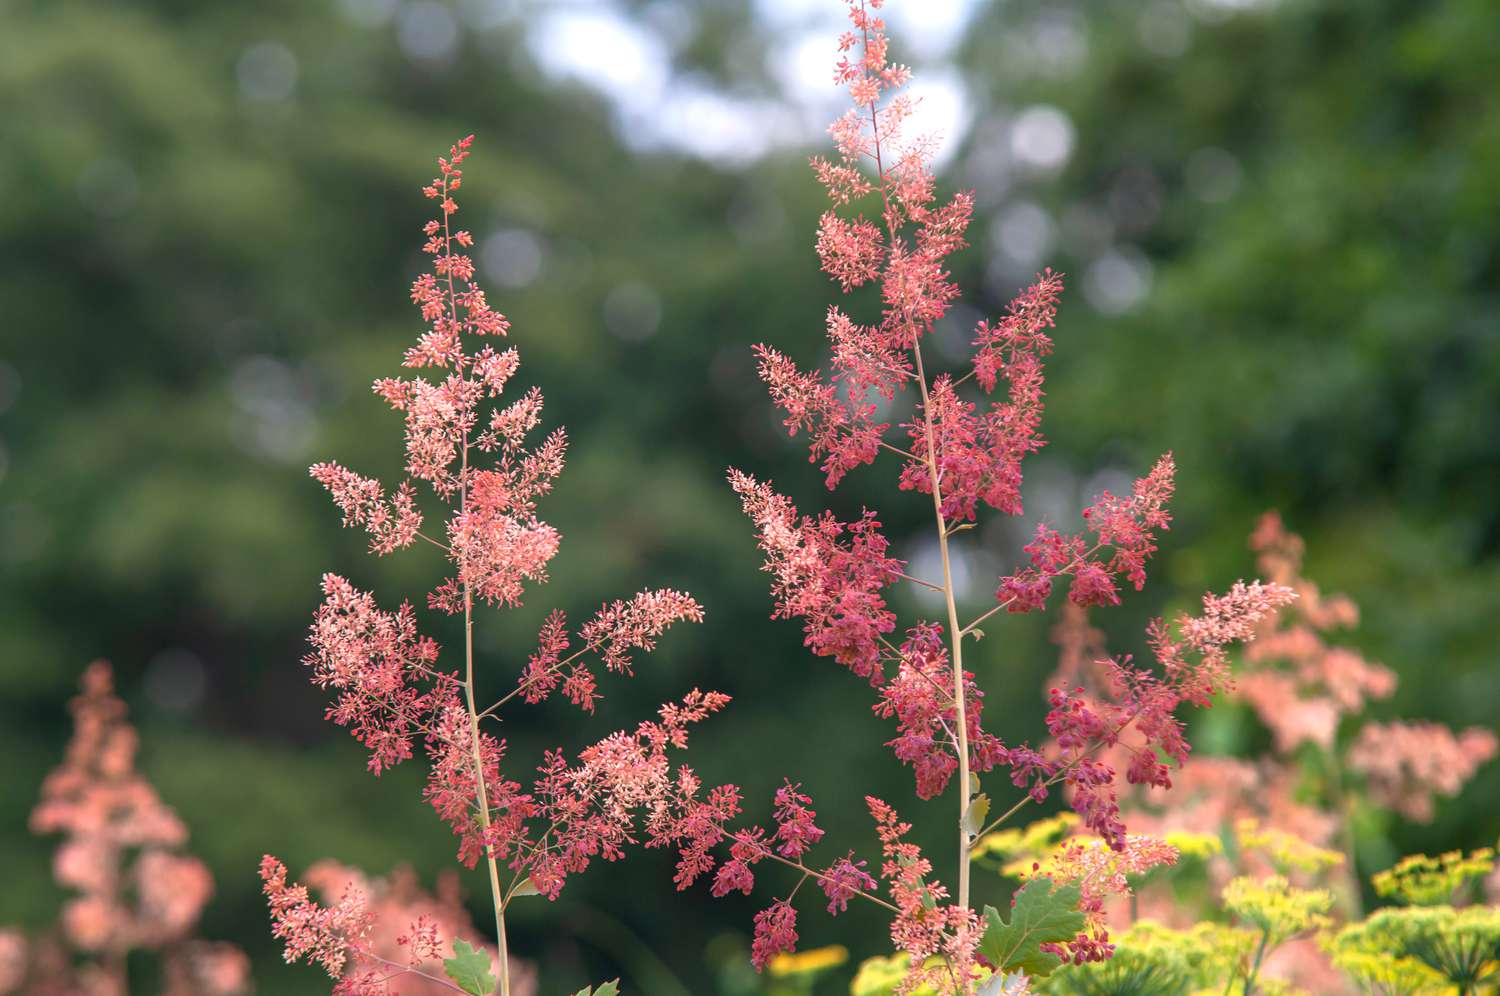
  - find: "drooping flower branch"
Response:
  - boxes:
[700,2,1294,991]
[1072,513,1499,950]
[267,137,710,996]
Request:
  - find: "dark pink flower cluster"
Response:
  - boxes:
[421,698,524,870]
[525,689,730,899]
[755,342,885,489]
[311,464,423,556]
[750,903,799,972]
[771,780,826,858]
[867,798,980,990]
[1005,581,1297,849]
[731,474,1006,800]
[645,769,980,983]
[730,470,900,682]
[997,454,1177,613]
[875,624,1005,799]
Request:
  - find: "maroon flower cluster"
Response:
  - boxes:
[996,454,1177,614]
[1003,582,1298,850]
[730,469,900,682]
[707,2,1291,990]
[875,623,1006,799]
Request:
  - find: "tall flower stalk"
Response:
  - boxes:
[266,137,710,996]
[671,2,1298,991]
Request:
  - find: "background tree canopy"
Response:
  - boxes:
[1,0,1495,991]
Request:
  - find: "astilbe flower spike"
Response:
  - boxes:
[272,136,713,996]
[0,662,250,996]
[703,2,1292,992]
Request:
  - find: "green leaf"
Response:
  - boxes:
[979,876,1087,979]
[443,939,497,996]
[963,793,991,840]
[572,982,621,996]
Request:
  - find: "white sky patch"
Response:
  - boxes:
[632,78,800,164]
[884,0,982,61]
[527,8,670,117]
[522,0,979,167]
[1010,104,1076,172]
[754,0,982,60]
[903,68,973,169]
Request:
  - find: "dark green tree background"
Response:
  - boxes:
[1,0,1495,991]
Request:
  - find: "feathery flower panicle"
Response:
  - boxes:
[306,574,447,774]
[261,856,374,980]
[875,623,1006,800]
[278,136,713,995]
[527,689,730,900]
[1006,581,1296,849]
[709,2,1295,991]
[996,454,1177,614]
[6,662,250,995]
[730,469,900,682]
[580,589,706,675]
[1348,722,1497,822]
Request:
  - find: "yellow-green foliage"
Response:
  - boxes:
[849,954,997,996]
[974,813,1081,865]
[1333,905,1500,993]
[1161,830,1222,862]
[769,943,849,979]
[1039,921,1246,996]
[1222,875,1335,945]
[1372,848,1496,906]
[1233,819,1345,875]
[1324,945,1446,996]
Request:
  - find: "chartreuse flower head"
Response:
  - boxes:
[1040,920,1216,996]
[1161,830,1222,863]
[1372,848,1496,906]
[850,953,1000,996]
[1233,818,1344,875]
[768,943,849,981]
[1335,905,1500,993]
[975,813,1082,866]
[1222,875,1335,946]
[1324,944,1446,996]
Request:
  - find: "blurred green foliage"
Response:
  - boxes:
[0,0,1495,992]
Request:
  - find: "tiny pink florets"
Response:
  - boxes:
[281,133,715,990]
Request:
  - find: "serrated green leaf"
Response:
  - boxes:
[979,876,1087,978]
[443,938,497,996]
[572,982,620,996]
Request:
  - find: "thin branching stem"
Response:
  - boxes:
[856,0,974,916]
[444,167,510,996]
